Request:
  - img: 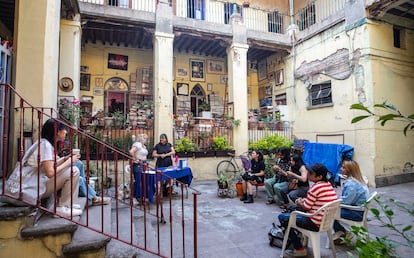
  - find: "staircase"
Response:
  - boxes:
[0,83,199,258]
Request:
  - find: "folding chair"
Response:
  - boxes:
[280,199,342,258]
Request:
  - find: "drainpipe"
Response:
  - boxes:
[289,0,294,25]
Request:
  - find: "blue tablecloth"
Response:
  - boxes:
[135,166,193,203]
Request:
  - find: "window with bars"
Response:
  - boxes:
[224,3,242,24]
[268,11,284,34]
[296,3,316,31]
[309,82,332,107]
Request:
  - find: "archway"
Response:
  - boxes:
[190,83,206,117]
[104,77,129,114]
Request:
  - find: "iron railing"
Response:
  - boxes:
[0,83,200,257]
[79,0,346,34]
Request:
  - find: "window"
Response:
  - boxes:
[268,11,284,34]
[275,93,286,105]
[224,2,242,24]
[187,0,204,20]
[296,3,315,31]
[393,26,406,49]
[309,82,332,107]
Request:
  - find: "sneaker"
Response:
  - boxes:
[92,196,111,206]
[285,248,307,257]
[72,204,81,210]
[54,206,82,218]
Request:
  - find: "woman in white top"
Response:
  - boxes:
[129,134,149,201]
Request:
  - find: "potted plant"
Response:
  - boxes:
[212,136,234,157]
[217,173,230,189]
[175,137,196,157]
[112,111,125,129]
[199,101,211,118]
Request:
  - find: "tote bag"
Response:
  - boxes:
[5,140,47,205]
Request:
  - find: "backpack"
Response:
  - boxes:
[268,223,284,248]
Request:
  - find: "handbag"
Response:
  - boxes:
[268,222,285,248]
[5,140,47,205]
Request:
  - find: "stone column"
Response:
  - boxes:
[59,18,81,99]
[153,0,174,141]
[14,0,61,108]
[227,43,249,153]
[228,12,249,154]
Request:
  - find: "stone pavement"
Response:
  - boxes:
[108,180,414,257]
[185,180,414,258]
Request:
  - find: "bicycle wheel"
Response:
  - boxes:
[216,160,237,178]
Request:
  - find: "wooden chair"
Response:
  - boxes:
[280,199,342,258]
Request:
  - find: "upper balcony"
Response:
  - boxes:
[77,0,347,61]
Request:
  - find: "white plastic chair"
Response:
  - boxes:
[280,199,342,258]
[339,191,378,229]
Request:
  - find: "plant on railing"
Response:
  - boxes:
[350,102,413,136]
[59,97,81,126]
[343,196,414,258]
[175,137,196,152]
[212,136,233,151]
[248,135,292,153]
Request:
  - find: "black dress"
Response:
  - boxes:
[153,142,173,168]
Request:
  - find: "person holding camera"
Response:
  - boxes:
[239,150,265,204]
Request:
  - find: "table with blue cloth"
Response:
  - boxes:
[135,166,193,203]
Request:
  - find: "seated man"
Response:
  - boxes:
[264,147,290,205]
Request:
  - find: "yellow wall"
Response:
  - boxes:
[81,43,263,114]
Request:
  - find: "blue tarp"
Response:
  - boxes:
[302,142,354,182]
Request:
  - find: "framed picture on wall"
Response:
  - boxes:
[177,83,189,96]
[108,53,128,70]
[258,59,267,81]
[80,73,91,91]
[190,59,205,82]
[95,77,103,87]
[93,88,104,96]
[207,60,225,74]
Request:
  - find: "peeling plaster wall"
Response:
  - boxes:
[283,19,414,186]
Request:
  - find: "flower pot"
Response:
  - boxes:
[217,180,228,189]
[235,182,243,197]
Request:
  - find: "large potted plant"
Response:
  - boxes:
[175,137,195,158]
[212,136,234,157]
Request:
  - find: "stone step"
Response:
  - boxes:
[62,198,112,256]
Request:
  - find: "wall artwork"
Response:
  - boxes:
[275,69,284,85]
[108,53,128,70]
[258,59,267,81]
[80,73,91,91]
[207,60,225,74]
[93,88,104,96]
[177,68,189,78]
[190,59,205,82]
[95,77,103,87]
[177,83,189,96]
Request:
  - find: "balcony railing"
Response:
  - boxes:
[79,0,347,35]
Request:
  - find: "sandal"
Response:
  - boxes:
[92,196,111,206]
[279,204,289,209]
[265,200,274,205]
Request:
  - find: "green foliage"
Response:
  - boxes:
[345,196,414,257]
[175,137,196,152]
[248,134,292,151]
[217,172,231,187]
[212,136,233,150]
[112,133,133,151]
[350,102,414,136]
[264,153,276,179]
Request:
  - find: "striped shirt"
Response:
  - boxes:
[303,181,338,227]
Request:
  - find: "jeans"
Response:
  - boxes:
[278,212,319,249]
[75,160,96,201]
[132,163,143,199]
[280,185,308,204]
[333,208,364,232]
[264,178,288,205]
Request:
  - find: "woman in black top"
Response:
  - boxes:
[279,154,309,209]
[240,150,265,204]
[152,134,176,168]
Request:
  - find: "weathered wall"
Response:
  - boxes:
[282,18,414,186]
